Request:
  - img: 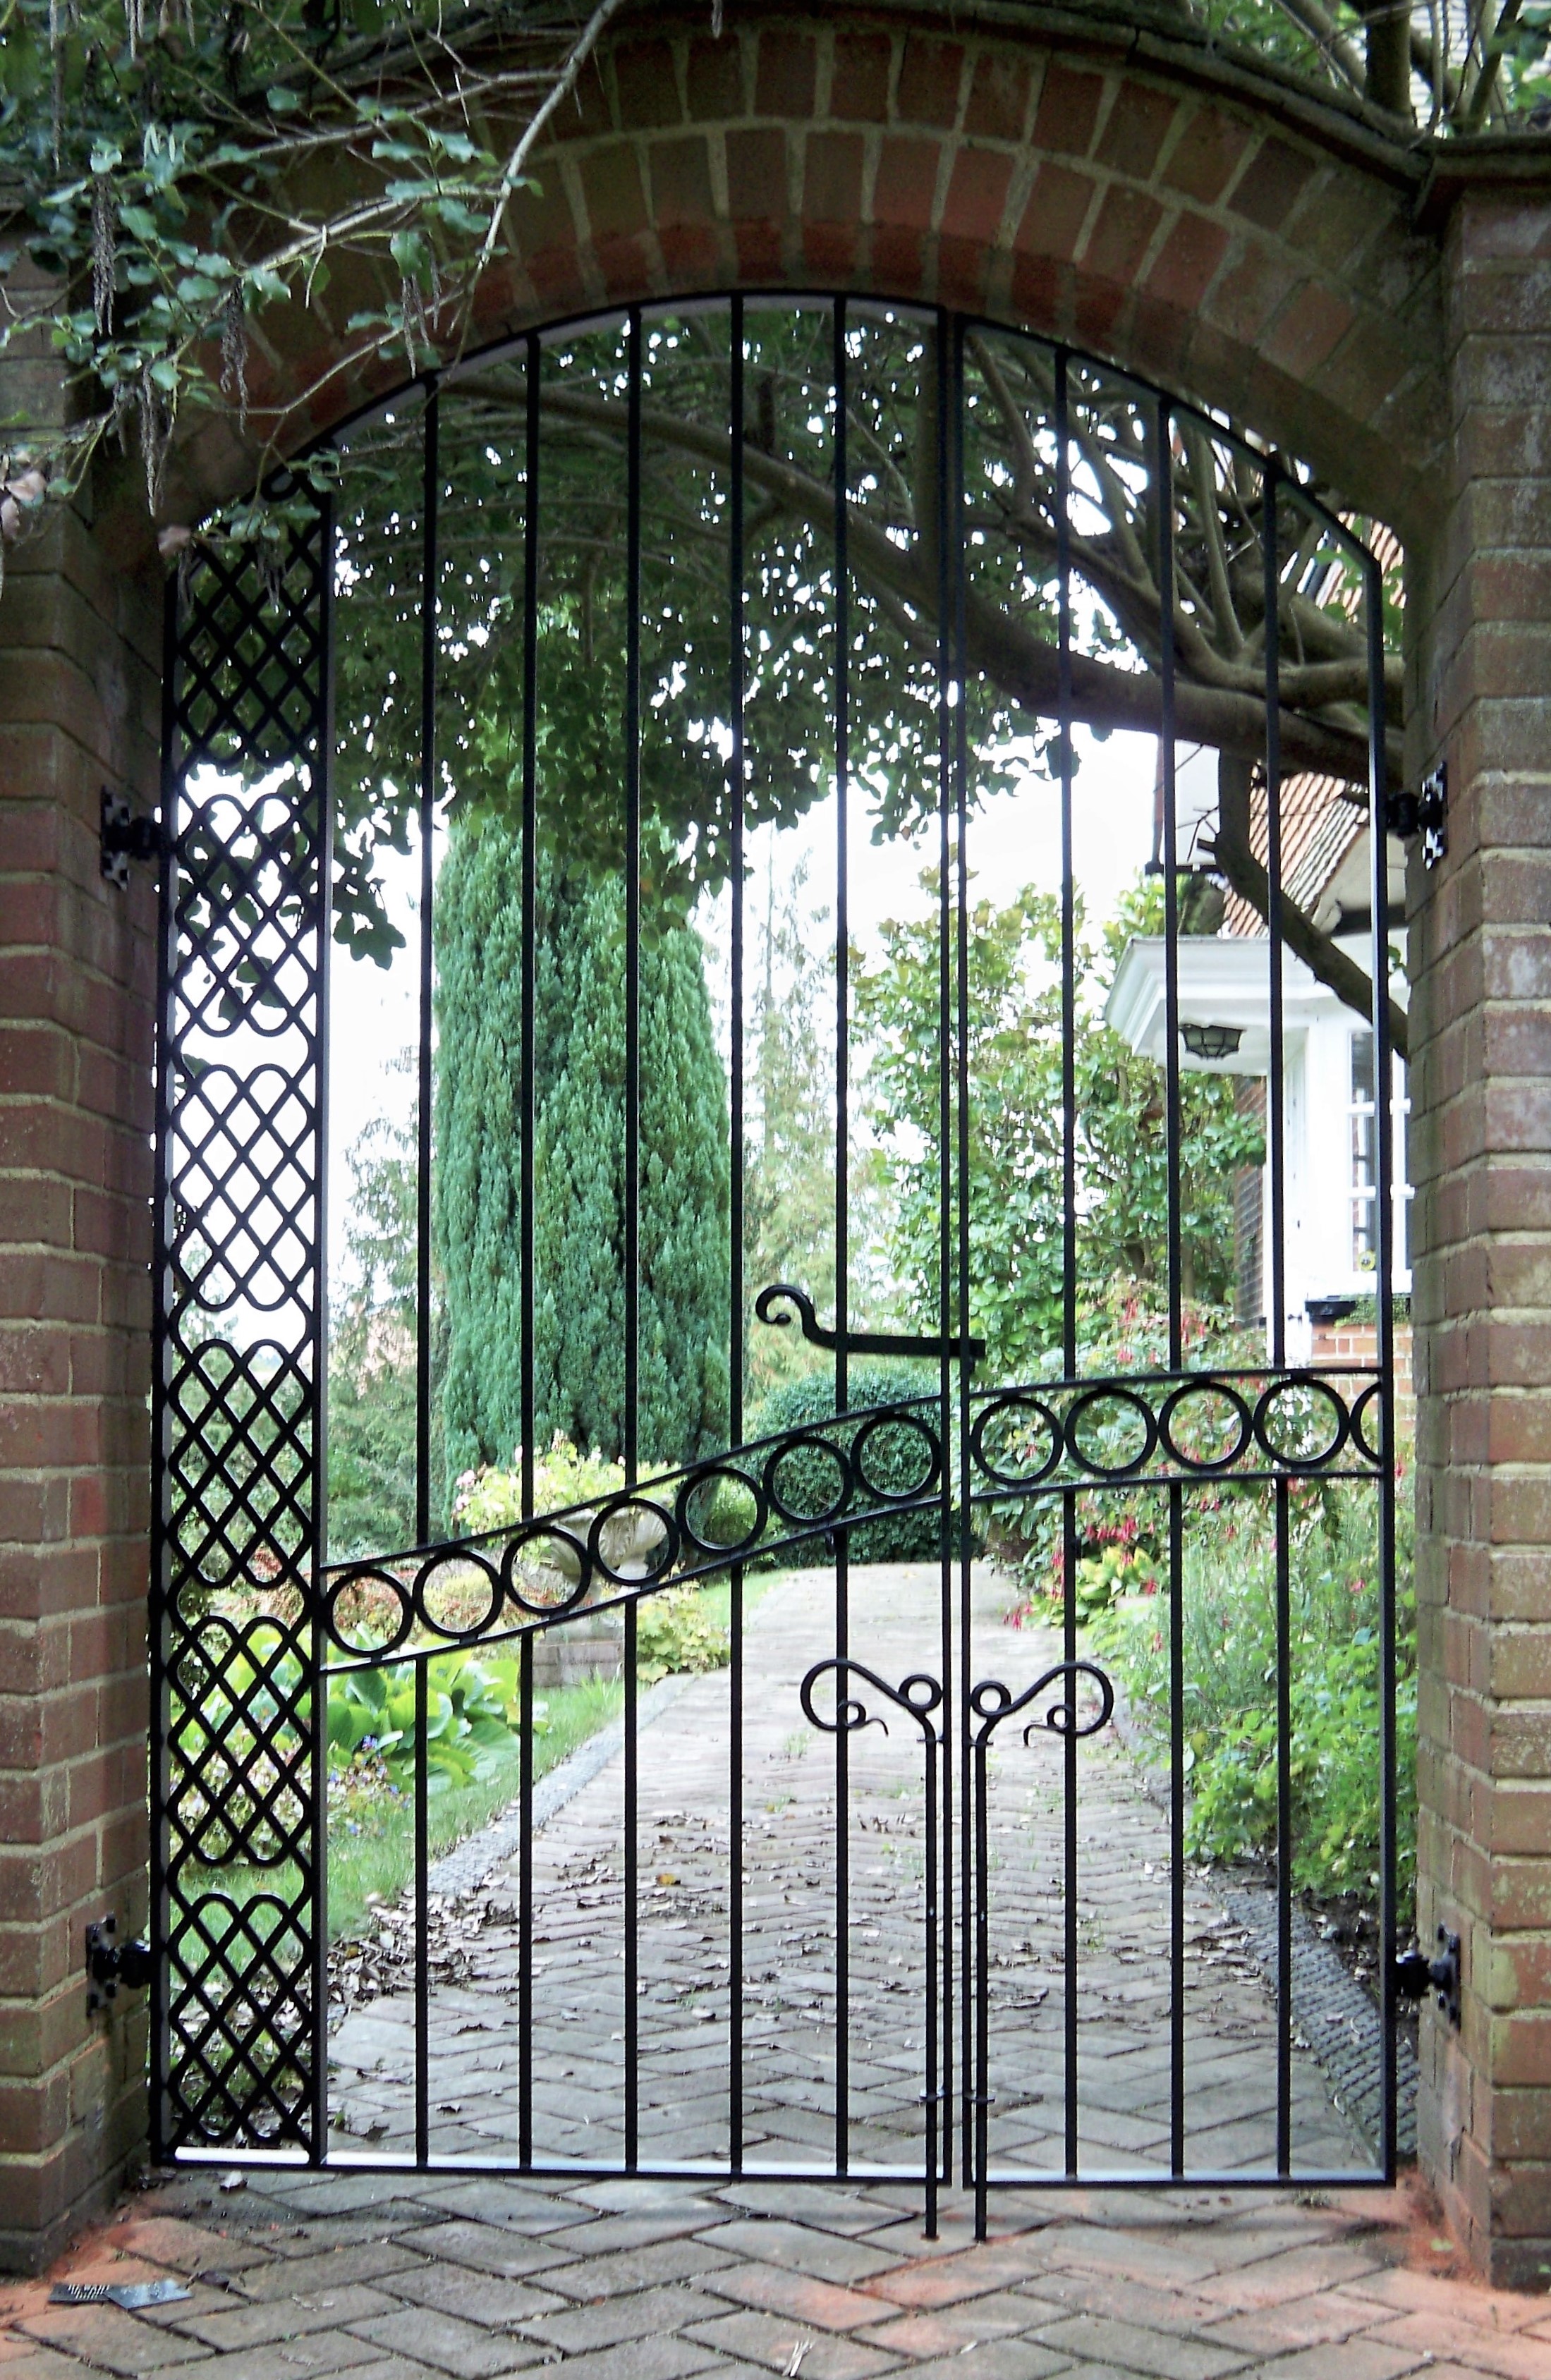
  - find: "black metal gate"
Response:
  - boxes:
[150,298,1400,2231]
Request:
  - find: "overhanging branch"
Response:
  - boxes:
[1215,756,1409,1062]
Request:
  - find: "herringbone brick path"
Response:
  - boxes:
[327,1566,1363,2178]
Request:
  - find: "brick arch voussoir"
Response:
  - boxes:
[165,6,1447,543]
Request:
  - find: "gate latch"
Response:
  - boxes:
[100,789,164,889]
[1394,1925,1460,2027]
[1384,762,1447,870]
[85,1914,152,2015]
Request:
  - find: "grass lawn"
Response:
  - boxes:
[322,1671,626,1941]
[202,1571,779,1951]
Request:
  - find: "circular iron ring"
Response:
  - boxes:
[674,1462,769,1560]
[1064,1384,1159,1480]
[765,1432,853,1530]
[852,1408,942,1504]
[1253,1375,1350,1472]
[969,1393,1063,1490]
[1158,1377,1253,1475]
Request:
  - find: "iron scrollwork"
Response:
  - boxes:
[757,1281,985,1368]
[800,1657,945,1744]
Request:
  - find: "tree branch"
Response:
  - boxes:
[1460,0,1523,128]
[1268,0,1369,94]
[1214,755,1408,1061]
[535,384,1399,783]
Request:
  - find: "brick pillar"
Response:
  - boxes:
[1412,183,1551,2291]
[0,346,162,2264]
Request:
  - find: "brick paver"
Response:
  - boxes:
[4,2167,1548,2379]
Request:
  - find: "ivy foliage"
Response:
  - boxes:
[322,305,1401,1056]
[1,0,1547,558]
[0,0,620,523]
[434,810,730,1487]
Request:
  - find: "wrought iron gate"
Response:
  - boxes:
[151,298,1400,2229]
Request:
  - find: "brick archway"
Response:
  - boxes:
[10,0,1551,2293]
[185,5,1444,542]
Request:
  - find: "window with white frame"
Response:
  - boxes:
[1349,1029,1412,1278]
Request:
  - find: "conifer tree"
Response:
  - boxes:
[436,816,729,1490]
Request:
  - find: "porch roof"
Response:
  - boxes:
[1105,932,1409,1078]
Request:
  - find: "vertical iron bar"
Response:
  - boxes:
[414,1659,430,2163]
[624,1596,638,2167]
[1264,472,1292,2176]
[832,296,850,2180]
[310,493,336,2164]
[1158,402,1183,1369]
[729,294,747,2176]
[932,310,954,2230]
[973,1732,990,2240]
[923,1727,939,2236]
[519,1628,534,2165]
[624,307,643,2168]
[147,574,180,2161]
[518,334,540,2175]
[1265,475,1287,1375]
[415,389,438,1549]
[1157,396,1186,2178]
[939,334,963,2196]
[1368,547,1399,2179]
[936,310,953,2202]
[1055,353,1080,2180]
[951,317,973,2202]
[625,307,643,1489]
[521,336,540,1527]
[1057,360,1077,1386]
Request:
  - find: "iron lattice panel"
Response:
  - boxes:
[152,505,330,2152]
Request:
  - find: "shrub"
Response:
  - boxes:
[1081,1467,1417,1923]
[635,1586,730,1682]
[450,1434,626,1534]
[326,1650,534,1793]
[748,1362,945,1564]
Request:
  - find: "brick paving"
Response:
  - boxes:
[7,2165,1551,2378]
[328,1566,1363,2178]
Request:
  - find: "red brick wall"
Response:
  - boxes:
[1410,185,1551,2289]
[0,437,162,2264]
[1308,1319,1416,1441]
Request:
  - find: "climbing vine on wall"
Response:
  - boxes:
[1,0,1548,560]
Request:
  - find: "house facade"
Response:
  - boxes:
[1108,745,1412,1362]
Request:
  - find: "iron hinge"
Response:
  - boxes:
[85,1913,152,2015]
[1384,761,1447,871]
[99,788,164,890]
[1394,1925,1460,2027]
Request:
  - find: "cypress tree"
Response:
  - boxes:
[435,814,729,1489]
